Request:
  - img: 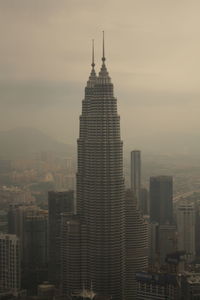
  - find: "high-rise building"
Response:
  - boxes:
[148,222,178,268]
[0,210,8,233]
[158,224,177,265]
[48,190,74,285]
[131,150,141,208]
[61,213,81,295]
[150,175,173,225]
[140,187,149,215]
[177,200,195,262]
[0,234,20,295]
[8,204,48,292]
[136,271,181,300]
[148,222,159,267]
[24,213,48,268]
[181,272,200,299]
[8,204,42,258]
[124,190,148,300]
[195,203,200,259]
[23,212,48,293]
[76,36,125,300]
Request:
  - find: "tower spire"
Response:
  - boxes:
[102,31,106,63]
[98,31,111,84]
[86,39,97,88]
[92,39,95,68]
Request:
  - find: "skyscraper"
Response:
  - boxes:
[23,212,48,293]
[8,204,43,258]
[125,190,148,300]
[158,224,177,264]
[150,175,173,225]
[131,150,141,208]
[136,271,181,300]
[177,200,195,262]
[0,234,20,295]
[76,35,125,300]
[61,213,81,295]
[48,190,74,285]
[8,204,48,292]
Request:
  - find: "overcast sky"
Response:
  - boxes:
[1,0,200,152]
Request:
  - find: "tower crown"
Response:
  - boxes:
[86,39,97,88]
[98,31,111,84]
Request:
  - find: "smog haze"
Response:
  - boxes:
[1,0,200,154]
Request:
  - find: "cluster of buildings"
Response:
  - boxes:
[0,186,35,210]
[131,149,198,266]
[0,155,75,191]
[1,39,200,300]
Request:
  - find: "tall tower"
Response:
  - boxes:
[0,234,20,295]
[177,200,195,262]
[124,190,148,300]
[131,150,141,208]
[61,213,81,295]
[150,175,173,225]
[76,35,125,300]
[48,190,74,285]
[23,212,48,293]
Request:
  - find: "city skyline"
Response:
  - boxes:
[1,3,200,298]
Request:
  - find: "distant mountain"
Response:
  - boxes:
[0,127,75,159]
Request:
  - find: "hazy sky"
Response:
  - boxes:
[1,0,200,152]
